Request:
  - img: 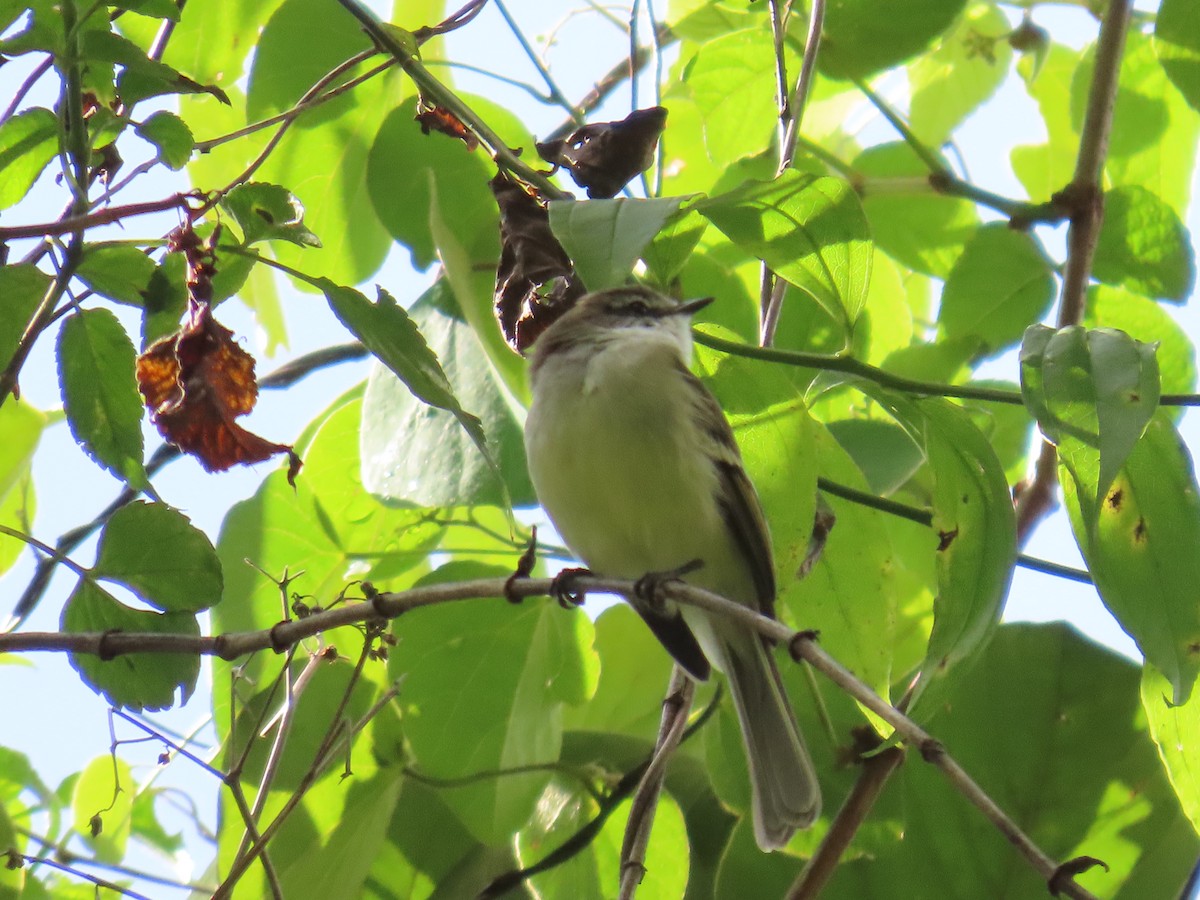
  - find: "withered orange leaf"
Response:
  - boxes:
[490,172,584,354]
[535,106,668,199]
[415,101,478,150]
[136,303,301,483]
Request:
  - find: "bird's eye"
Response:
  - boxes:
[627,300,650,315]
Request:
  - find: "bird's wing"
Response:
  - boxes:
[678,363,777,616]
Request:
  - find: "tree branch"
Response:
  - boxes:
[618,667,693,900]
[1014,0,1131,544]
[1,574,1102,899]
[787,743,905,899]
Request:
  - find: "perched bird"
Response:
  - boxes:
[524,285,820,850]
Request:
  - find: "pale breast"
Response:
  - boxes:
[526,337,727,580]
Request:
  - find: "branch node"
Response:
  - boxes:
[620,860,647,887]
[362,580,393,619]
[504,526,539,604]
[97,629,122,661]
[212,634,237,661]
[918,738,945,763]
[787,629,821,662]
[1048,856,1109,896]
[267,621,292,654]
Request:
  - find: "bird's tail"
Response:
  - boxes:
[720,630,821,850]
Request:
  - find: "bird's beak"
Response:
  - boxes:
[677,296,714,316]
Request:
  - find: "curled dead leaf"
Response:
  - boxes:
[536,106,668,199]
[415,99,478,150]
[490,172,584,354]
[136,303,301,483]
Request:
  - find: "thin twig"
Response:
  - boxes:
[1,55,54,121]
[0,193,197,241]
[787,745,905,899]
[1014,0,1131,543]
[494,0,581,124]
[542,22,675,144]
[205,50,384,207]
[336,0,568,198]
[618,667,693,899]
[761,0,825,345]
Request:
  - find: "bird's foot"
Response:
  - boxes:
[550,566,592,609]
[633,558,704,614]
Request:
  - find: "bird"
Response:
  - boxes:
[523,284,820,850]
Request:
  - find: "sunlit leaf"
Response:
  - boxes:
[0,107,58,209]
[57,309,149,488]
[62,581,201,711]
[699,171,872,329]
[549,196,688,291]
[1063,416,1200,706]
[1020,324,1161,526]
[92,500,222,613]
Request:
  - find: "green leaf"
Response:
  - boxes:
[72,756,133,864]
[820,0,967,79]
[92,500,222,613]
[1085,285,1195,396]
[1143,662,1200,838]
[140,253,188,346]
[56,309,149,488]
[560,604,675,739]
[548,196,688,291]
[62,580,200,711]
[1063,416,1200,706]
[0,264,51,370]
[81,28,226,106]
[783,423,900,705]
[387,575,597,844]
[366,94,516,271]
[826,418,924,496]
[681,28,788,166]
[129,789,183,855]
[153,0,285,89]
[1011,42,1079,201]
[856,142,980,278]
[1156,0,1200,113]
[642,207,709,287]
[134,111,194,169]
[908,3,1013,145]
[858,388,1016,706]
[220,182,322,248]
[242,0,399,286]
[322,281,505,503]
[1092,186,1195,303]
[75,244,158,306]
[516,778,690,900]
[1020,325,1161,527]
[938,223,1056,352]
[245,0,372,121]
[279,772,403,900]
[428,176,529,404]
[211,401,442,713]
[825,624,1197,897]
[698,171,872,330]
[1073,31,1199,218]
[359,282,535,508]
[0,398,44,576]
[0,107,57,209]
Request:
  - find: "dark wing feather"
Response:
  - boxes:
[636,607,711,681]
[678,363,777,616]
